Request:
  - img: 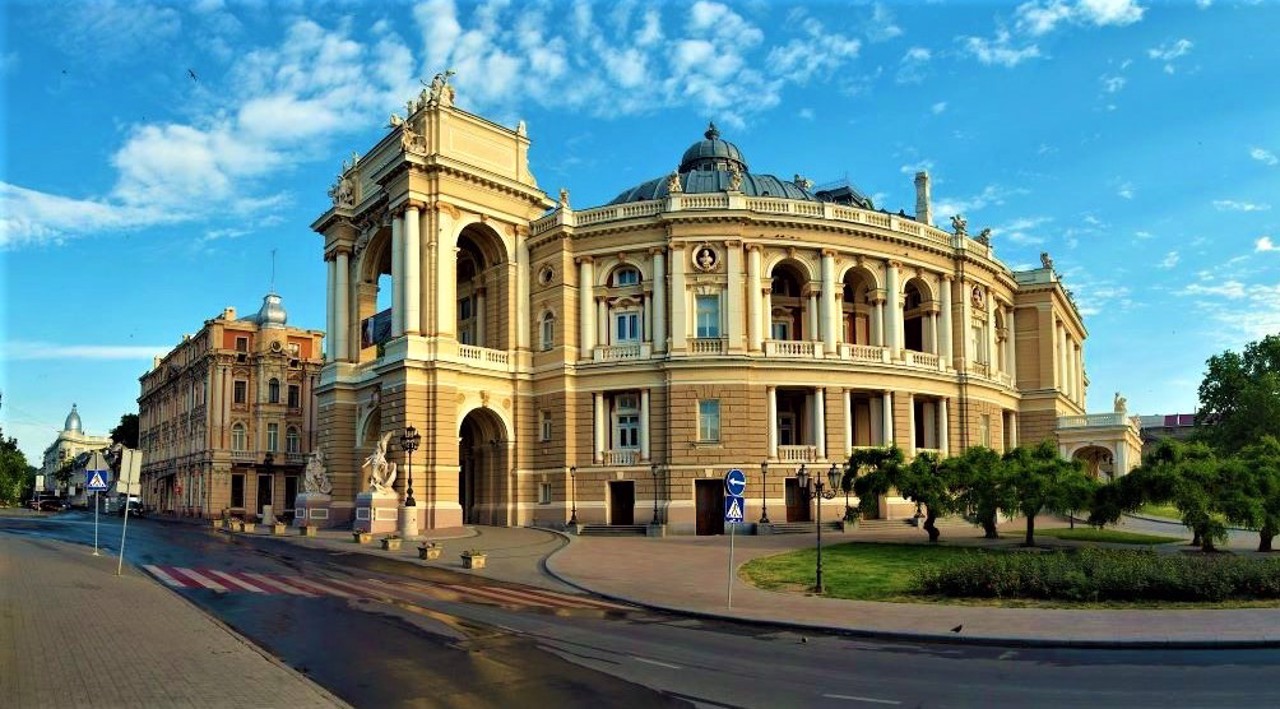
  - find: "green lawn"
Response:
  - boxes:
[1137,503,1182,520]
[1036,527,1182,545]
[740,543,970,601]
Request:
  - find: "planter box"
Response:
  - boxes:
[418,544,443,560]
[353,531,372,544]
[242,523,259,534]
[461,553,487,570]
[211,518,225,530]
[380,537,403,551]
[299,525,318,537]
[271,522,288,536]
[228,520,245,533]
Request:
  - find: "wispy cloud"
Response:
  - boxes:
[935,185,1027,217]
[1181,280,1247,299]
[1148,38,1193,73]
[866,3,903,42]
[897,46,932,84]
[994,216,1052,245]
[1015,0,1145,36]
[931,101,948,115]
[1158,251,1179,269]
[1100,74,1126,93]
[1117,182,1135,199]
[1213,199,1271,212]
[1251,147,1278,166]
[961,30,1041,68]
[1,341,171,361]
[899,159,935,175]
[1257,236,1278,252]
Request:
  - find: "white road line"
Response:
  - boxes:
[631,656,682,670]
[444,584,560,608]
[287,577,357,598]
[514,585,633,611]
[243,572,316,597]
[142,565,184,588]
[205,569,268,594]
[822,694,901,705]
[172,567,228,592]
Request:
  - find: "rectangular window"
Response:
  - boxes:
[233,380,247,404]
[235,337,248,352]
[615,312,640,343]
[286,428,300,453]
[698,400,721,442]
[540,317,554,351]
[696,295,720,338]
[288,385,300,408]
[267,423,279,452]
[539,411,553,442]
[771,320,790,340]
[616,415,640,448]
[458,296,473,321]
[538,482,552,505]
[615,268,640,286]
[980,414,991,448]
[231,474,245,508]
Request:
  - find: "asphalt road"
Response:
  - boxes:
[6,509,1280,708]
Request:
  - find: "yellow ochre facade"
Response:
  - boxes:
[313,80,1119,535]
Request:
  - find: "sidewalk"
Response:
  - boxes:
[0,527,348,708]
[194,511,1280,649]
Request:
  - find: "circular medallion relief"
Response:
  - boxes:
[693,243,718,272]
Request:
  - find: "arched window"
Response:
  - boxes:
[540,312,555,351]
[268,378,280,404]
[286,427,300,453]
[231,423,246,451]
[612,266,640,287]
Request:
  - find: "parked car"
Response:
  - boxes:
[37,497,68,512]
[117,498,145,517]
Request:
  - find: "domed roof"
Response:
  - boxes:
[606,123,874,209]
[64,404,82,433]
[678,122,748,174]
[242,292,288,328]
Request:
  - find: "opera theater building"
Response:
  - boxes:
[314,81,1131,535]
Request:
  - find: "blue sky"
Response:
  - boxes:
[2,0,1278,464]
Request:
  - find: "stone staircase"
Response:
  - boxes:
[578,524,649,537]
[764,521,844,535]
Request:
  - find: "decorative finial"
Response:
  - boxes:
[704,121,720,140]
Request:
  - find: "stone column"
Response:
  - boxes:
[335,250,350,361]
[326,257,336,361]
[814,387,826,460]
[766,386,778,459]
[906,393,916,456]
[939,397,949,455]
[640,389,651,461]
[885,261,902,355]
[940,275,953,368]
[651,248,667,353]
[746,245,762,351]
[593,392,605,464]
[578,258,595,356]
[882,391,894,446]
[807,290,819,342]
[821,250,837,351]
[843,389,853,456]
[924,310,937,355]
[1008,412,1018,450]
[475,287,487,347]
[959,279,973,368]
[986,289,997,374]
[404,204,421,334]
[1115,440,1128,477]
[391,213,404,336]
[726,241,745,351]
[597,297,609,347]
[1007,307,1018,385]
[435,207,457,338]
[872,298,884,347]
[516,237,530,350]
[670,245,687,351]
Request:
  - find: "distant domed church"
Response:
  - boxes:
[310,78,1140,534]
[40,404,110,494]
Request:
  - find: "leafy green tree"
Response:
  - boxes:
[1197,334,1280,453]
[0,427,34,505]
[850,446,956,542]
[1113,440,1233,552]
[109,413,139,448]
[1219,436,1280,552]
[942,446,1006,539]
[999,440,1096,547]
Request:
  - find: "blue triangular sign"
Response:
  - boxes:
[87,471,106,490]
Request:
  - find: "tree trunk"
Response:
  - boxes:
[1190,530,1202,547]
[1024,514,1036,547]
[1259,524,1276,552]
[982,518,999,539]
[923,510,940,543]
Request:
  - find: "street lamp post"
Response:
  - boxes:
[759,460,770,524]
[796,463,841,594]
[399,425,420,538]
[568,466,578,526]
[650,463,661,525]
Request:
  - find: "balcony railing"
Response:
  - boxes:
[966,362,990,378]
[764,340,820,358]
[842,344,890,363]
[603,449,640,466]
[457,344,511,372]
[230,451,257,463]
[595,343,650,361]
[777,445,817,462]
[904,350,941,370]
[690,338,726,355]
[1058,413,1132,428]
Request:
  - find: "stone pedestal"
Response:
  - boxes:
[399,505,421,539]
[262,504,276,526]
[353,491,399,534]
[294,493,334,528]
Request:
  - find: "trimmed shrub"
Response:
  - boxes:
[914,548,1280,602]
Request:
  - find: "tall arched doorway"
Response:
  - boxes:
[1072,445,1114,481]
[458,408,511,526]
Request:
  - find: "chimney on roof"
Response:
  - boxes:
[223,307,236,320]
[914,171,932,227]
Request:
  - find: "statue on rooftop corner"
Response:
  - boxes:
[304,449,333,495]
[666,170,683,194]
[328,174,354,208]
[1040,251,1054,270]
[976,227,992,246]
[362,432,398,495]
[793,173,812,191]
[1114,392,1127,413]
[728,165,743,192]
[558,187,570,209]
[950,214,968,236]
[427,69,456,106]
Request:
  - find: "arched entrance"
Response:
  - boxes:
[1072,445,1115,480]
[458,408,511,526]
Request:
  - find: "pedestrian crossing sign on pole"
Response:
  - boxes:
[724,494,745,523]
[86,469,109,492]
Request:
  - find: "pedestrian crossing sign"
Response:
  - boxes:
[85,469,109,492]
[724,494,744,523]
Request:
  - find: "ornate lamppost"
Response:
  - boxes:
[568,465,578,526]
[796,463,842,594]
[759,460,771,524]
[650,463,661,525]
[400,425,420,507]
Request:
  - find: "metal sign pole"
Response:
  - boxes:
[727,521,736,608]
[93,490,100,556]
[116,494,131,576]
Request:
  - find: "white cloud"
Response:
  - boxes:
[1016,0,1144,36]
[961,30,1041,67]
[995,216,1052,245]
[1257,236,1278,252]
[1117,182,1135,199]
[1100,74,1126,93]
[1181,280,1247,299]
[1158,251,1179,269]
[899,159,935,175]
[897,46,932,83]
[797,107,815,120]
[1148,38,1193,73]
[1135,230,1154,240]
[1016,1,1075,35]
[866,3,903,42]
[1213,199,1271,212]
[0,341,171,361]
[1196,0,1213,7]
[1076,0,1146,27]
[931,101,948,114]
[1251,147,1278,166]
[43,0,182,63]
[935,185,1025,217]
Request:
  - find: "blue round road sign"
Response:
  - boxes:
[724,468,747,496]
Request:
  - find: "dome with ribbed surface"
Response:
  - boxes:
[678,122,749,174]
[64,404,82,433]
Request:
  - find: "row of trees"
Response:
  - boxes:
[0,426,35,505]
[845,440,1095,548]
